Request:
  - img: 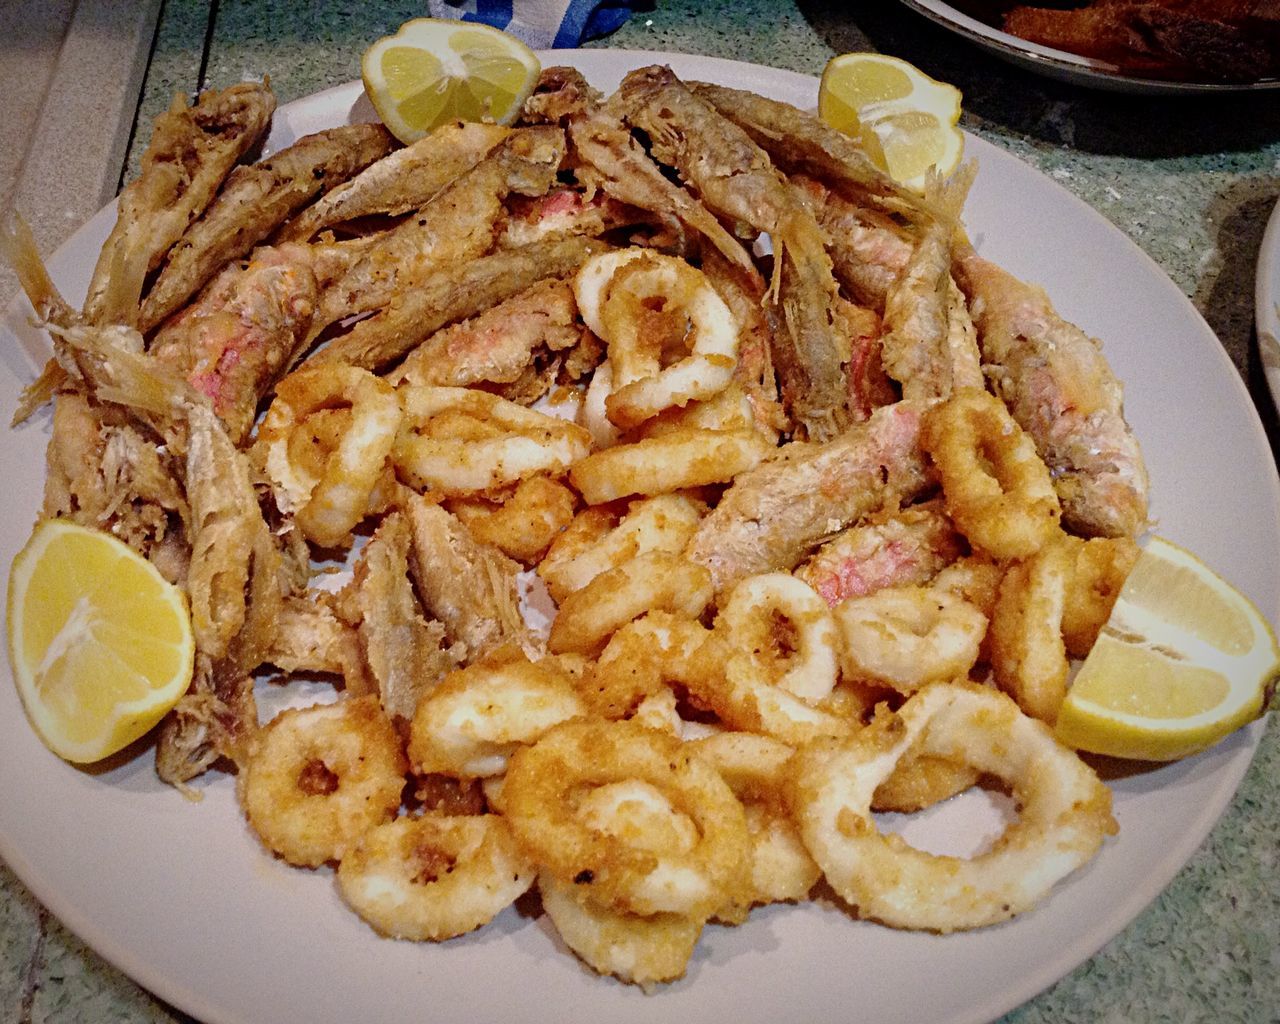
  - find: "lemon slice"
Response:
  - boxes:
[1055,536,1279,762]
[818,52,964,191]
[361,18,541,143]
[7,520,194,763]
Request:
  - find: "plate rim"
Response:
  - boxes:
[1255,195,1280,415]
[1,47,1278,1024]
[896,0,1280,94]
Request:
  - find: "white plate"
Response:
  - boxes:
[2,49,1278,1024]
[1257,197,1280,410]
[897,0,1280,94]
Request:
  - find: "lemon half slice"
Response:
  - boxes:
[362,18,541,143]
[1055,536,1279,762]
[818,52,964,191]
[7,520,194,763]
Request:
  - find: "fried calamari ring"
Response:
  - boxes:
[393,385,591,495]
[1060,534,1140,658]
[589,251,740,429]
[257,365,402,548]
[337,814,535,941]
[407,652,586,778]
[537,494,704,605]
[690,732,819,923]
[582,611,710,719]
[548,551,713,656]
[833,584,988,694]
[539,874,705,989]
[568,427,774,504]
[989,539,1072,723]
[572,247,649,338]
[447,475,576,565]
[718,573,839,704]
[503,719,751,918]
[580,358,622,449]
[684,636,852,746]
[787,682,1116,932]
[238,696,406,867]
[922,389,1061,561]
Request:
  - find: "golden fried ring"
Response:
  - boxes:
[572,247,650,339]
[832,584,988,694]
[393,385,591,496]
[238,696,406,868]
[337,814,536,941]
[548,551,713,656]
[582,611,710,719]
[922,388,1061,561]
[503,719,751,918]
[407,653,586,778]
[989,539,1072,723]
[537,494,704,605]
[568,427,773,504]
[690,733,818,923]
[538,873,705,988]
[684,636,852,746]
[257,366,402,548]
[787,682,1116,933]
[719,573,839,704]
[580,357,622,449]
[446,475,577,566]
[595,253,739,429]
[1061,534,1140,658]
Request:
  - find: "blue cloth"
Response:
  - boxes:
[426,0,641,49]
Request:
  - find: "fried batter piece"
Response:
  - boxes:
[138,123,395,332]
[84,80,276,326]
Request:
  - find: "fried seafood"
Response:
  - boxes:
[922,388,1062,562]
[338,814,536,941]
[149,244,322,445]
[503,719,751,918]
[256,365,401,547]
[954,244,1149,538]
[618,66,849,441]
[276,120,510,243]
[84,81,276,326]
[788,682,1116,932]
[581,612,710,720]
[686,400,932,593]
[310,235,604,372]
[408,651,585,777]
[393,386,591,495]
[238,696,406,867]
[446,475,577,565]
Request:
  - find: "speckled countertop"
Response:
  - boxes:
[2,2,1278,1023]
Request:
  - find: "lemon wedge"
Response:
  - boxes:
[361,18,541,143]
[818,52,964,191]
[7,520,194,763]
[1055,536,1279,762]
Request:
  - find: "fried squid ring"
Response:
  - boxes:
[989,539,1072,723]
[922,388,1061,561]
[446,475,577,565]
[582,612,711,719]
[337,814,535,941]
[393,385,591,496]
[537,494,704,605]
[502,719,751,918]
[539,873,705,989]
[572,247,649,339]
[238,696,406,867]
[1060,534,1140,658]
[787,682,1116,933]
[684,636,852,746]
[833,584,988,694]
[257,365,402,548]
[569,427,773,504]
[580,358,622,449]
[587,251,740,429]
[718,573,839,704]
[407,652,586,778]
[690,732,819,923]
[548,551,713,656]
